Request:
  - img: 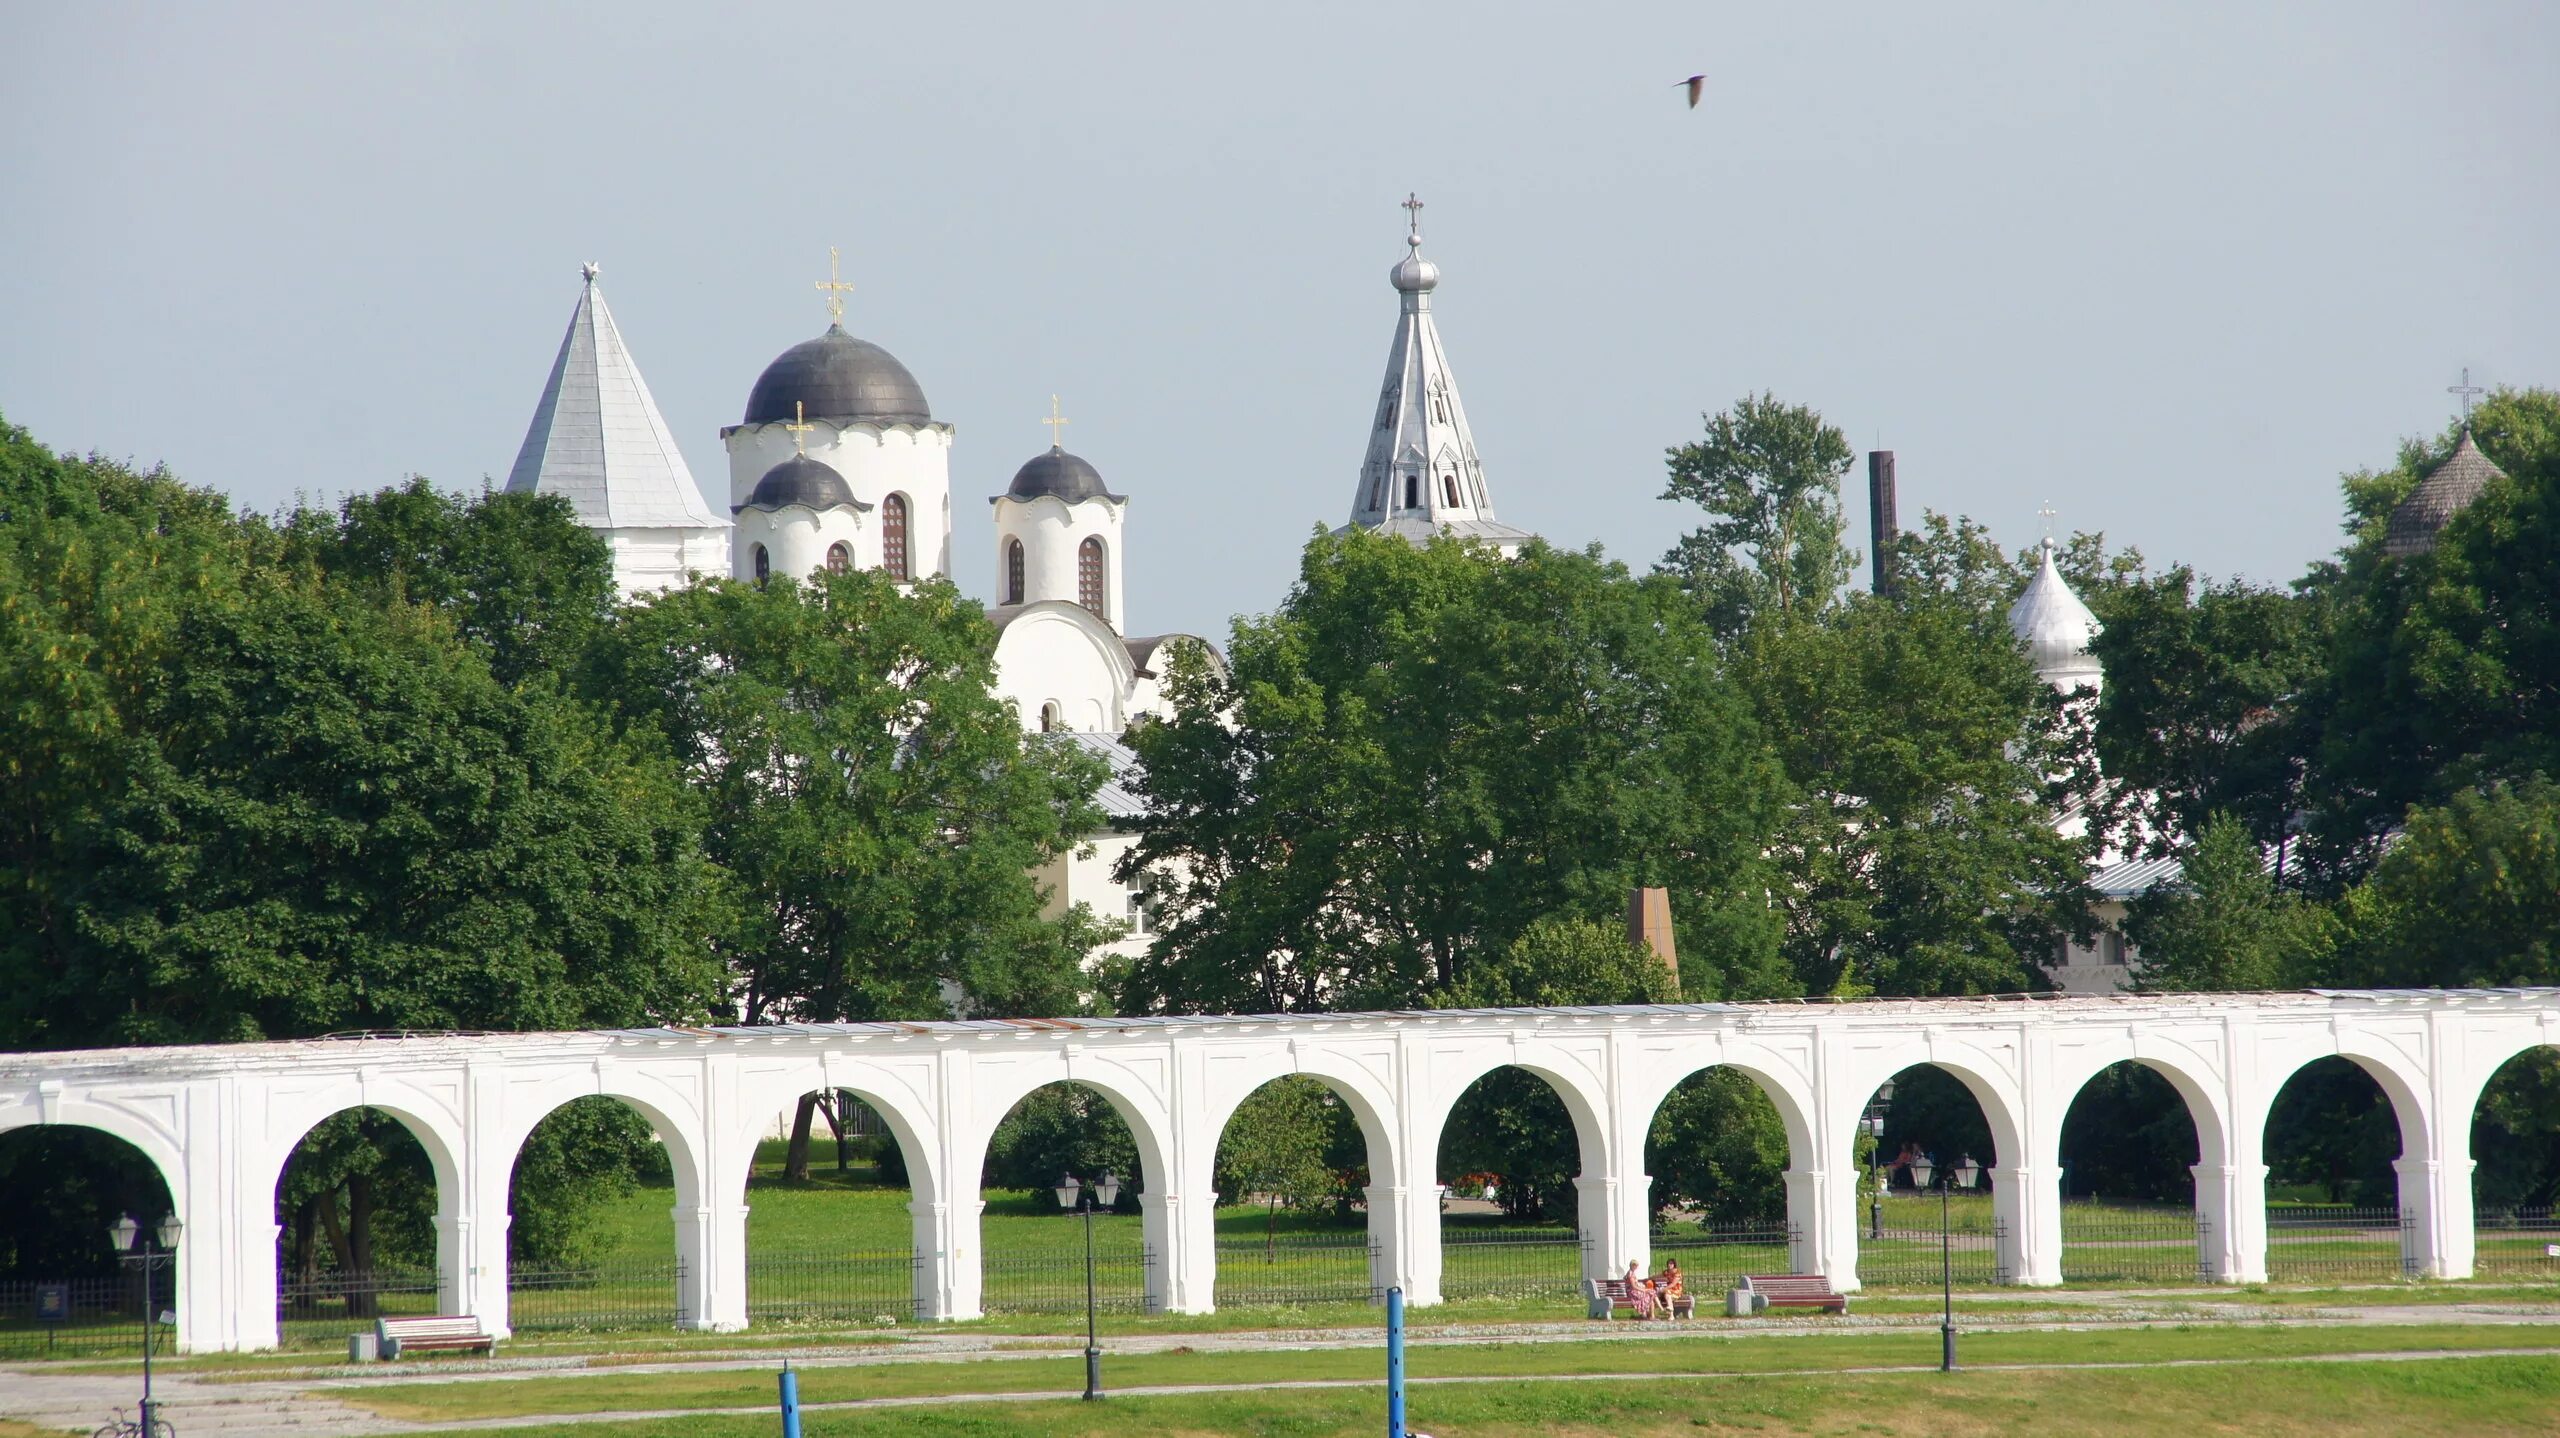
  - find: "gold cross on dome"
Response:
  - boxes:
[1042,395,1069,449]
[815,246,855,324]
[783,399,816,455]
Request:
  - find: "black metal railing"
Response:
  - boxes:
[1647,1220,1797,1293]
[745,1251,919,1326]
[978,1244,1156,1315]
[1212,1230,1380,1307]
[507,1262,688,1332]
[1857,1195,2007,1288]
[0,1276,157,1359]
[2472,1205,2560,1278]
[2264,1205,2411,1282]
[2057,1200,2205,1285]
[1437,1227,1588,1301]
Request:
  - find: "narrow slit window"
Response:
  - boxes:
[1078,537,1106,619]
[1006,538,1025,604]
[882,493,911,580]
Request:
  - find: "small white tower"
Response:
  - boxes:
[722,250,952,584]
[991,398,1127,628]
[732,403,872,583]
[1340,194,1534,552]
[2009,537,2104,693]
[504,264,728,597]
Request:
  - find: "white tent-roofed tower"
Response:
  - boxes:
[1340,195,1535,552]
[505,264,729,597]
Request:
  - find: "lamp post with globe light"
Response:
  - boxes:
[109,1212,181,1436]
[1053,1172,1120,1401]
[1907,1155,1978,1373]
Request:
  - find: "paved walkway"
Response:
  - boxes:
[7,1293,2557,1436]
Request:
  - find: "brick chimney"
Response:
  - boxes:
[1868,450,1899,598]
[1625,887,1680,998]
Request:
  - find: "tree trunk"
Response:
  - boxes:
[826,1090,849,1174]
[316,1188,363,1316]
[347,1175,379,1318]
[783,1092,821,1183]
[1266,1194,1278,1262]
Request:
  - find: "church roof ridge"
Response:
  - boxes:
[505,265,726,531]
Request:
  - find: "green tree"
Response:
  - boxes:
[1119,531,1785,1015]
[1213,1077,1347,1255]
[2089,572,2330,871]
[2327,779,2560,990]
[588,567,1111,1028]
[286,477,617,689]
[1740,592,2094,997]
[2125,814,2334,992]
[1658,393,1858,638]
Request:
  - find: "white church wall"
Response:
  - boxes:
[733,505,868,583]
[990,605,1133,734]
[608,526,730,599]
[992,494,1125,626]
[727,421,952,581]
[1033,828,1164,967]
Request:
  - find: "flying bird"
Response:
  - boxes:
[1677,74,1706,108]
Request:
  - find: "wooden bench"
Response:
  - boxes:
[1738,1274,1848,1314]
[376,1314,496,1358]
[1586,1277,1694,1320]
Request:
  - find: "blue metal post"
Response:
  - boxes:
[1386,1285,1406,1438]
[778,1363,802,1438]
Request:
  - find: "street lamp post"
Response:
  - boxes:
[1864,1080,1895,1242]
[1053,1172,1121,1401]
[109,1212,181,1436]
[1908,1156,1977,1373]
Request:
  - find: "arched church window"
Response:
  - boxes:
[1404,474,1419,510]
[1443,473,1460,508]
[1078,537,1106,620]
[1006,538,1025,605]
[826,541,851,573]
[752,543,770,586]
[1040,701,1061,732]
[1368,475,1385,511]
[882,493,911,580]
[1433,392,1449,423]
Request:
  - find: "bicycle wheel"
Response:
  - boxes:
[149,1420,175,1438]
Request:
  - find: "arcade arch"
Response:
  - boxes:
[2467,1044,2560,1276]
[2055,1061,2207,1283]
[1433,1063,1602,1301]
[2262,1055,2411,1281]
[975,1080,1154,1315]
[1853,1064,2009,1288]
[272,1106,445,1330]
[741,1088,926,1325]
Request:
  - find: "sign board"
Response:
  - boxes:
[34,1284,70,1323]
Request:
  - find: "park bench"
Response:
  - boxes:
[1737,1274,1848,1315]
[376,1314,496,1358]
[1586,1276,1694,1320]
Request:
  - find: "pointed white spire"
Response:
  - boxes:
[506,265,725,532]
[1340,196,1534,551]
[2008,538,2103,693]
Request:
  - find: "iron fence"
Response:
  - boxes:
[0,1276,157,1359]
[2058,1200,2207,1284]
[278,1267,442,1343]
[1438,1227,1588,1301]
[1857,1194,2008,1288]
[2468,1206,2560,1279]
[2264,1206,2412,1281]
[979,1244,1155,1315]
[507,1262,688,1332]
[1647,1220,1797,1293]
[744,1251,919,1326]
[1214,1229,1379,1307]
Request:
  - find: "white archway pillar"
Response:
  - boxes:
[1574,1170,1648,1287]
[2191,1161,2263,1282]
[913,1194,982,1320]
[1995,1163,2062,1286]
[1786,1163,1853,1289]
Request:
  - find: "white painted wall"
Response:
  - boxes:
[990,603,1132,734]
[607,525,731,598]
[991,493,1125,627]
[731,503,869,584]
[7,988,2556,1351]
[725,419,953,582]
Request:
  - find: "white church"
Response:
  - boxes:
[496,210,1539,965]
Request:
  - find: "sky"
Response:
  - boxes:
[4,1,2555,640]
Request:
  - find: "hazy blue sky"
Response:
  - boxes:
[5,2,2554,639]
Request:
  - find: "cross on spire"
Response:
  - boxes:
[2038,501,2059,548]
[1401,192,1425,241]
[815,246,855,324]
[1041,395,1069,450]
[580,260,600,286]
[783,399,816,455]
[2448,366,2486,423]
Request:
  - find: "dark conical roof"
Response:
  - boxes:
[737,454,868,513]
[2384,430,2507,558]
[1004,446,1126,504]
[743,325,932,426]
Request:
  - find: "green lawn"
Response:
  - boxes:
[325,1326,2560,1426]
[335,1358,2560,1437]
